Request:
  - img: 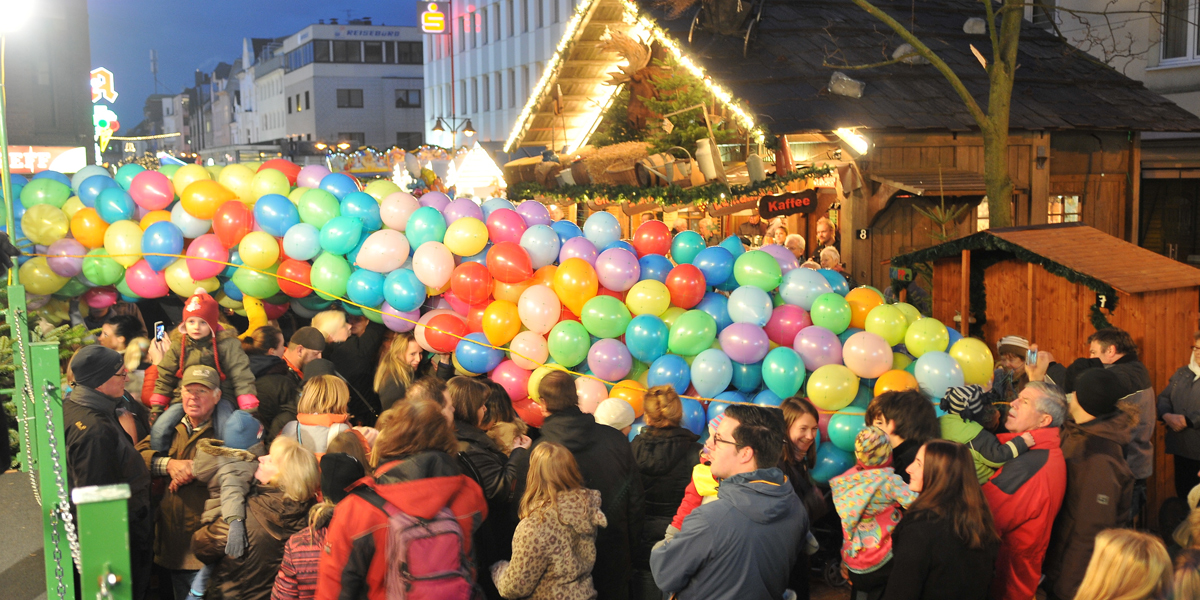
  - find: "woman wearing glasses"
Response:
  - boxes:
[1157,331,1200,497]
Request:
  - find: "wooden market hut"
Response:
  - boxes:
[891,222,1200,515]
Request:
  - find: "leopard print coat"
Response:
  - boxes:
[492,488,607,600]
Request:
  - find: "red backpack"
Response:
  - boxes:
[352,487,482,600]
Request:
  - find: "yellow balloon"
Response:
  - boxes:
[165,258,219,297]
[288,186,310,205]
[140,210,172,229]
[528,364,568,402]
[171,164,212,196]
[103,220,144,267]
[19,257,68,295]
[216,292,244,310]
[949,338,995,386]
[806,364,860,411]
[218,164,256,202]
[242,161,263,172]
[250,168,291,201]
[238,231,280,270]
[493,279,532,304]
[204,164,224,179]
[61,196,86,219]
[482,300,521,346]
[660,306,686,328]
[892,352,912,370]
[240,295,268,339]
[444,217,488,257]
[364,180,402,201]
[626,279,670,316]
[21,204,70,245]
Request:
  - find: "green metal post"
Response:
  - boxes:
[31,341,76,600]
[72,484,133,600]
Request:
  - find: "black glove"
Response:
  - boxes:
[226,519,247,558]
[0,232,19,278]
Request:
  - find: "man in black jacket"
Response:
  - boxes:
[255,326,325,439]
[514,371,645,600]
[322,315,387,425]
[63,345,153,600]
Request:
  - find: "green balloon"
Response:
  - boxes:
[115,276,140,300]
[298,188,341,228]
[660,306,686,328]
[296,295,333,310]
[82,249,125,285]
[627,359,649,382]
[363,303,385,324]
[810,292,852,334]
[53,277,90,299]
[310,252,351,301]
[20,179,71,209]
[548,320,590,367]
[405,206,447,249]
[733,250,783,291]
[233,263,281,298]
[158,165,181,179]
[668,309,717,356]
[115,164,146,190]
[580,295,632,339]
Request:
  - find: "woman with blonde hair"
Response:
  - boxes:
[278,374,354,455]
[1174,549,1200,600]
[375,331,422,411]
[1071,529,1171,600]
[493,442,607,600]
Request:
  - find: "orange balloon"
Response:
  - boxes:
[874,369,920,396]
[139,210,172,229]
[180,180,238,220]
[70,207,109,249]
[531,265,557,287]
[481,300,521,346]
[493,278,532,304]
[611,380,645,418]
[553,258,598,316]
[846,287,884,330]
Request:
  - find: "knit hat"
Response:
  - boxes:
[997,335,1029,358]
[289,326,327,352]
[855,425,893,468]
[320,453,366,504]
[1063,357,1102,395]
[1071,366,1124,418]
[594,398,635,431]
[70,344,124,389]
[183,288,222,334]
[942,385,984,420]
[222,410,262,450]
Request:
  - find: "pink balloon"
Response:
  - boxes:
[577,376,608,414]
[515,201,551,227]
[380,301,419,332]
[491,360,531,402]
[129,171,175,210]
[842,331,894,379]
[764,305,812,346]
[793,326,844,371]
[380,191,421,231]
[443,290,480,316]
[595,248,641,292]
[124,259,169,298]
[559,237,598,266]
[355,230,410,272]
[46,238,86,277]
[718,322,771,364]
[415,309,456,353]
[412,241,455,288]
[509,331,549,370]
[82,286,118,309]
[760,244,799,274]
[185,234,229,281]
[818,411,832,441]
[517,284,561,335]
[587,338,633,382]
[485,208,527,245]
[418,191,451,212]
[297,165,332,189]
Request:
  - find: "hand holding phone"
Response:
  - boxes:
[1026,348,1038,367]
[154,321,166,341]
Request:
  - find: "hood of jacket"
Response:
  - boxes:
[633,426,701,477]
[197,437,262,462]
[248,486,312,541]
[719,467,796,525]
[549,488,607,536]
[455,420,503,453]
[248,353,290,378]
[830,464,899,508]
[539,406,598,454]
[372,472,484,521]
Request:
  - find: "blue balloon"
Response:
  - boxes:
[342,301,364,316]
[837,327,864,345]
[850,384,872,408]
[114,164,145,190]
[604,240,637,254]
[347,269,386,307]
[946,327,964,348]
[340,192,383,231]
[520,224,561,269]
[670,231,706,265]
[731,360,764,393]
[320,215,365,255]
[625,314,669,364]
[648,354,690,394]
[318,173,360,200]
[481,197,515,219]
[345,234,370,267]
[95,187,136,223]
[691,348,733,398]
[716,274,740,292]
[713,391,746,406]
[383,268,427,312]
[727,286,773,326]
[222,278,244,301]
[780,268,835,311]
[818,268,850,296]
[719,235,746,260]
[32,170,71,187]
[456,332,504,374]
[681,398,706,435]
[551,220,583,246]
[753,389,782,407]
[812,442,856,483]
[222,249,243,278]
[638,254,673,283]
[695,292,732,332]
[628,417,647,442]
[405,206,446,249]
[254,194,301,237]
[283,223,322,261]
[913,351,966,399]
[78,175,119,208]
[583,211,622,250]
[693,246,734,286]
[141,221,184,272]
[762,346,806,398]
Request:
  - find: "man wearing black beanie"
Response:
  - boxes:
[1042,365,1135,600]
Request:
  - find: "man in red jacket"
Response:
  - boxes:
[983,380,1069,600]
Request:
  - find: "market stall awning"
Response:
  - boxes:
[869,170,987,197]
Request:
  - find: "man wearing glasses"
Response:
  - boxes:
[63,344,153,600]
[650,405,809,600]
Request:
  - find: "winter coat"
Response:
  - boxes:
[138,416,221,570]
[279,413,351,456]
[493,488,608,600]
[455,421,528,569]
[630,426,701,567]
[314,465,487,600]
[882,512,999,600]
[322,321,387,424]
[514,406,644,600]
[1105,355,1155,479]
[1043,408,1135,600]
[830,464,918,573]
[981,427,1066,600]
[192,485,313,600]
[650,468,808,600]
[375,449,463,484]
[249,354,301,441]
[939,414,1030,484]
[1157,365,1200,460]
[154,328,256,403]
[272,516,331,600]
[191,438,264,523]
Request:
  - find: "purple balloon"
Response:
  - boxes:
[515,201,552,227]
[760,244,799,274]
[559,236,599,266]
[418,191,451,212]
[588,338,633,382]
[381,301,420,332]
[595,248,641,292]
[718,322,771,364]
[793,325,844,370]
[47,238,86,277]
[297,164,332,189]
[443,198,484,225]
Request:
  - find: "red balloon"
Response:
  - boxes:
[263,301,289,320]
[513,397,545,428]
[259,159,302,185]
[764,304,813,346]
[631,220,671,258]
[277,259,313,298]
[451,262,494,306]
[665,264,706,309]
[486,241,533,284]
[466,304,487,334]
[560,305,580,322]
[212,201,255,249]
[426,313,467,354]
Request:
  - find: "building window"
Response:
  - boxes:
[521,66,530,103]
[470,12,478,48]
[1029,0,1055,28]
[460,81,468,113]
[552,0,560,23]
[285,42,315,71]
[304,91,310,110]
[397,132,424,148]
[976,200,989,231]
[459,16,466,50]
[507,69,516,107]
[364,41,384,63]
[395,89,422,108]
[1048,195,1081,223]
[338,132,366,148]
[522,0,530,31]
[536,0,543,28]
[394,42,421,64]
[494,74,502,110]
[507,0,515,36]
[471,78,479,112]
[482,75,491,111]
[337,89,364,108]
[287,97,292,114]
[1163,0,1197,61]
[481,8,489,44]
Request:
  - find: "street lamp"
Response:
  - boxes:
[314,142,328,151]
[337,142,351,151]
[431,116,474,149]
[0,0,35,284]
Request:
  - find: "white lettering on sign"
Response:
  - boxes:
[8,147,52,173]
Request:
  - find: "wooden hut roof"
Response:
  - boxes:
[891,223,1200,294]
[869,170,988,197]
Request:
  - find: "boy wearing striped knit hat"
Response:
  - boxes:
[939,385,1035,484]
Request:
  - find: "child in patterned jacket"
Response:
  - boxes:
[830,425,919,600]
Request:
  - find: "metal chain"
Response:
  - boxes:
[12,309,41,507]
[47,497,67,600]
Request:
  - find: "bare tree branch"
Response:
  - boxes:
[822,53,922,70]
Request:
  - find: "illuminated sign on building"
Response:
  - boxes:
[90,67,118,103]
[8,147,87,175]
[93,105,120,153]
[420,2,450,33]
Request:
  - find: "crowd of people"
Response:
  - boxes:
[47,276,1200,600]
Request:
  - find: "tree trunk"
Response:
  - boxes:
[982,126,1014,228]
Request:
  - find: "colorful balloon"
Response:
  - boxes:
[780,267,834,310]
[913,351,965,399]
[765,304,812,346]
[763,346,806,398]
[733,250,783,291]
[874,369,920,396]
[239,231,280,270]
[727,286,772,326]
[670,231,706,265]
[547,320,590,367]
[794,325,844,371]
[553,257,598,316]
[212,199,255,248]
[949,338,994,386]
[904,317,950,358]
[807,364,860,411]
[102,220,143,268]
[518,284,561,335]
[864,304,908,346]
[509,331,550,370]
[588,338,633,382]
[482,300,522,346]
[444,217,488,257]
[668,310,717,356]
[631,220,671,258]
[648,354,690,394]
[580,295,632,339]
[664,264,706,309]
[413,241,455,288]
[809,293,852,334]
[693,246,734,287]
[842,331,894,379]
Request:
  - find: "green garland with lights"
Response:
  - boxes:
[509,164,833,207]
